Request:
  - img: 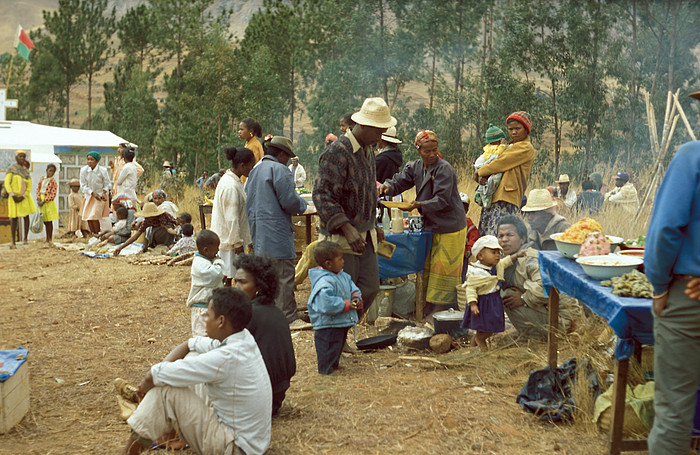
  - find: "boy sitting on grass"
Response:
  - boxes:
[307,240,363,375]
[97,206,132,247]
[187,229,225,336]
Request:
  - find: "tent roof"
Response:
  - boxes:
[0,121,132,148]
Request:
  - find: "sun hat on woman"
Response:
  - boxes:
[506,111,532,134]
[521,189,558,212]
[134,202,165,218]
[351,97,397,129]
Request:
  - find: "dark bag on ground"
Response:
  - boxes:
[516,357,600,422]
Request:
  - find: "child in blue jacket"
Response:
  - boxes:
[307,241,363,374]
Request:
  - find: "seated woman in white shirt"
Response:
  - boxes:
[151,189,179,219]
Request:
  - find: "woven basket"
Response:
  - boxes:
[455,284,467,312]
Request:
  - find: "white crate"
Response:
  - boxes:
[0,361,29,434]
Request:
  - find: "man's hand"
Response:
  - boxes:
[503,290,525,310]
[137,371,155,400]
[685,278,700,301]
[653,293,669,316]
[377,183,390,196]
[376,227,385,243]
[341,223,365,254]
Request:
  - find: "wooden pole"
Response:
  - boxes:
[673,92,697,141]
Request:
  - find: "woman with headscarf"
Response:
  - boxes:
[150,189,178,219]
[378,130,467,315]
[79,151,111,235]
[4,151,36,247]
[475,111,536,236]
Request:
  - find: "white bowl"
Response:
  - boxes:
[550,233,581,258]
[575,254,644,280]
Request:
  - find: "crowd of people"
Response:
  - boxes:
[4,93,699,455]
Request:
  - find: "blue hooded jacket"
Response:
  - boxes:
[307,267,362,330]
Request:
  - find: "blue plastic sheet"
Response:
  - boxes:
[379,232,433,279]
[538,251,653,360]
[0,347,29,382]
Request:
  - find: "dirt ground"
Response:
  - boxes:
[1,241,638,454]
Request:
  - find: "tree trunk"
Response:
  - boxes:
[628,0,637,169]
[65,78,70,128]
[379,0,388,103]
[87,69,93,130]
[429,49,436,111]
[552,79,560,178]
[667,0,680,93]
[290,66,295,141]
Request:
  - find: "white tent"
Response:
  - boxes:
[0,121,132,241]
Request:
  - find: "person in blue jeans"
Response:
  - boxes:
[645,134,700,454]
[307,241,363,375]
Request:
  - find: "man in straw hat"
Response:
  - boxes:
[113,202,178,256]
[313,97,397,319]
[553,174,576,209]
[521,188,571,251]
[245,135,308,329]
[644,91,700,455]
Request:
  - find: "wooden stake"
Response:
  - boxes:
[673,92,697,141]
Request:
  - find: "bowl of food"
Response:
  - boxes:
[576,254,644,280]
[616,250,645,272]
[606,235,625,252]
[620,235,646,251]
[551,233,583,258]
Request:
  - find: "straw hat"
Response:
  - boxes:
[68,178,81,186]
[381,126,402,144]
[522,189,558,212]
[351,97,397,129]
[162,161,172,168]
[555,174,570,184]
[471,235,503,258]
[134,202,165,218]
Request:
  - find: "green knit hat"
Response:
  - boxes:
[484,124,506,143]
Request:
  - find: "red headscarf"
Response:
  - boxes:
[414,129,442,158]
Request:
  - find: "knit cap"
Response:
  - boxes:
[506,111,532,134]
[484,124,506,143]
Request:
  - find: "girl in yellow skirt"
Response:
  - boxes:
[4,151,36,248]
[36,164,59,243]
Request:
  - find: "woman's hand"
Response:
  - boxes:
[377,183,390,196]
[113,246,123,257]
[406,200,421,212]
[38,199,44,207]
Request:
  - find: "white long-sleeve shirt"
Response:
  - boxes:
[210,171,251,251]
[115,161,138,201]
[79,164,111,197]
[187,253,224,307]
[150,331,272,455]
[288,163,306,188]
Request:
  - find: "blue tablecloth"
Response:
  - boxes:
[0,347,28,382]
[379,231,433,279]
[538,250,653,360]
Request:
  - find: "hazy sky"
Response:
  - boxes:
[1,1,58,55]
